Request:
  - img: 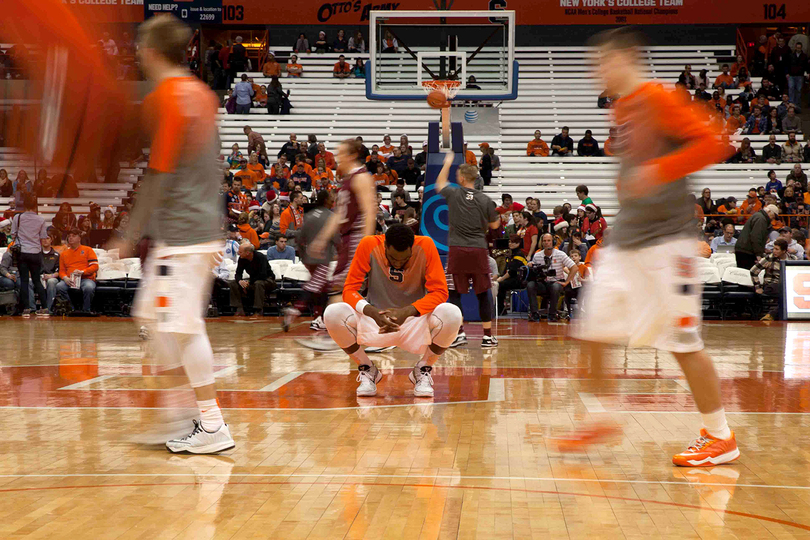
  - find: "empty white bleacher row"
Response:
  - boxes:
[217,44,798,215]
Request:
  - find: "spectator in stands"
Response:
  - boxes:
[333,55,351,79]
[262,52,281,78]
[678,64,696,88]
[561,229,588,260]
[526,233,576,323]
[777,95,798,118]
[787,164,808,190]
[716,197,739,219]
[414,141,427,170]
[351,58,365,78]
[744,106,767,135]
[576,130,601,156]
[787,42,807,106]
[229,242,275,317]
[88,204,103,230]
[55,229,97,313]
[294,33,310,54]
[725,105,745,134]
[387,147,408,176]
[102,208,115,230]
[694,83,711,101]
[332,30,348,52]
[400,158,421,187]
[762,136,785,167]
[766,227,805,259]
[77,217,92,246]
[575,185,594,206]
[714,64,735,89]
[391,191,410,220]
[730,138,757,163]
[266,235,296,262]
[379,135,395,157]
[10,193,49,315]
[784,131,802,162]
[399,135,412,155]
[381,30,398,53]
[764,108,783,135]
[550,127,574,157]
[227,144,243,168]
[763,170,782,194]
[741,188,763,219]
[0,248,35,313]
[13,170,33,195]
[495,194,524,216]
[314,143,336,170]
[244,126,268,165]
[0,169,11,197]
[582,204,606,243]
[236,211,259,249]
[526,130,549,157]
[710,223,737,252]
[462,142,477,166]
[314,31,330,53]
[783,106,803,133]
[286,54,303,77]
[226,177,250,222]
[39,234,60,311]
[736,66,752,89]
[52,203,76,240]
[697,188,716,217]
[466,75,481,90]
[266,77,291,115]
[494,235,527,315]
[524,198,547,232]
[278,134,299,162]
[754,238,795,321]
[515,211,539,259]
[291,162,313,191]
[736,203,779,269]
[348,31,366,53]
[262,201,282,240]
[230,36,247,78]
[280,192,305,243]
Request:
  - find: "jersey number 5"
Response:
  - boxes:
[388,267,404,282]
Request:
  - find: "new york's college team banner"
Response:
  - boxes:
[65,0,805,25]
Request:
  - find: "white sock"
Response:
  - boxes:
[198,399,224,432]
[701,408,731,440]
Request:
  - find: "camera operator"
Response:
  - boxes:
[526,233,576,322]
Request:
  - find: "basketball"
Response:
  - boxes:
[427,90,448,109]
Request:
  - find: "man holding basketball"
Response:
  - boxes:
[436,151,501,348]
[564,28,738,467]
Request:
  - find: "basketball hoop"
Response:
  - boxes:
[420,80,463,105]
[422,80,462,149]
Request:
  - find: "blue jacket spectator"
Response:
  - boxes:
[266,237,296,261]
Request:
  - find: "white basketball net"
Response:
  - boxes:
[420,80,462,102]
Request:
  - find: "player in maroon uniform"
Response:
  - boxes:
[284,139,376,335]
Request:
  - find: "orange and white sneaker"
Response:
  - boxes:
[672,429,740,467]
[552,423,623,453]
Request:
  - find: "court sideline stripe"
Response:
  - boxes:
[0,480,807,531]
[1,472,809,491]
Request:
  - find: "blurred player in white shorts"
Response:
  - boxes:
[110,15,234,454]
[323,224,462,397]
[563,27,739,467]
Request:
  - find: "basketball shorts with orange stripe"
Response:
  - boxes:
[572,237,704,353]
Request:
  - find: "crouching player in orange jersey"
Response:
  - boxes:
[323,224,462,397]
[562,27,738,467]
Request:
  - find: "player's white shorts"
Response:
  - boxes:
[573,237,704,353]
[133,241,221,335]
[324,302,462,355]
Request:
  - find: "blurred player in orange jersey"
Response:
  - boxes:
[322,224,462,398]
[0,0,134,186]
[562,28,739,467]
[109,15,234,454]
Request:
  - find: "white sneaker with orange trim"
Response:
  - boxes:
[672,429,740,467]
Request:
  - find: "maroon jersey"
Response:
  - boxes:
[337,166,364,236]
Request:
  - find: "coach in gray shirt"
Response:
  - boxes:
[10,193,48,314]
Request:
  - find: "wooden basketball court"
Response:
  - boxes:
[2,317,810,539]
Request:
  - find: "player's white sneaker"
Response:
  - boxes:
[481,336,499,348]
[449,332,467,348]
[282,307,300,332]
[138,325,150,340]
[409,365,434,397]
[309,316,326,331]
[356,364,382,397]
[166,420,235,454]
[365,345,396,353]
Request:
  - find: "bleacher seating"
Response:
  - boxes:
[220,44,803,218]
